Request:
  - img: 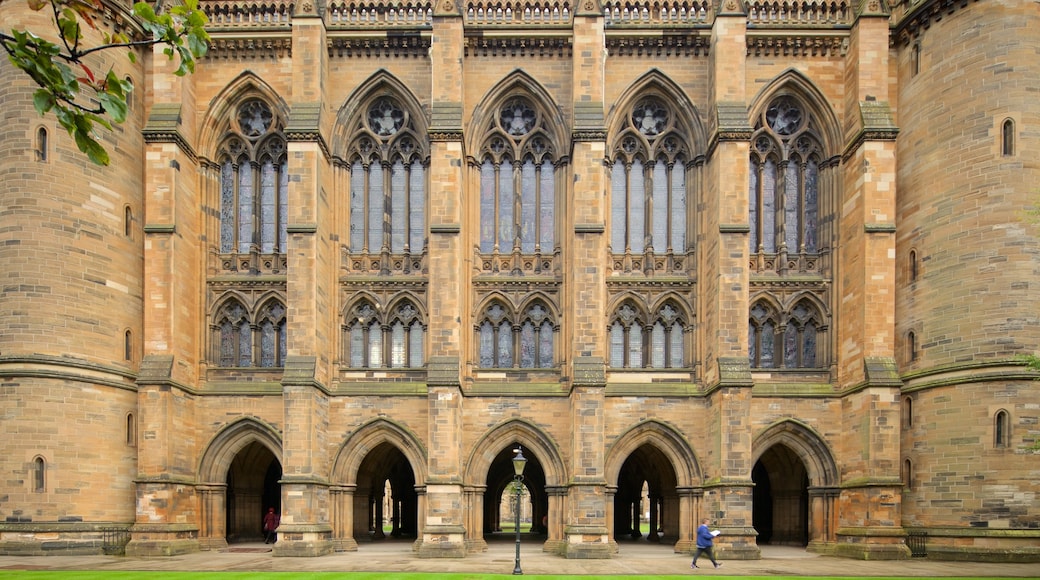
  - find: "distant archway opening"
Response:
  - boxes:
[225,441,281,543]
[353,442,418,542]
[614,443,678,545]
[483,444,547,543]
[752,444,808,546]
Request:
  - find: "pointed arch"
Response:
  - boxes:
[464,418,565,486]
[335,70,429,259]
[465,69,568,157]
[752,419,838,487]
[606,70,702,264]
[605,419,701,486]
[198,72,290,160]
[332,417,428,485]
[749,69,841,155]
[198,417,283,483]
[606,69,707,152]
[332,69,429,158]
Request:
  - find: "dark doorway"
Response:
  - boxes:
[225,441,281,543]
[614,444,678,544]
[354,442,418,542]
[484,444,546,542]
[752,444,809,546]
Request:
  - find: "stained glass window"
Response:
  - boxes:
[477,96,557,260]
[218,99,287,257]
[346,97,426,260]
[750,96,821,259]
[610,97,689,259]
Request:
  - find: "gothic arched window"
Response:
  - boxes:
[610,300,686,369]
[257,300,287,368]
[348,96,427,258]
[782,300,819,368]
[478,96,557,264]
[476,300,555,369]
[750,96,822,262]
[217,300,252,367]
[749,302,778,368]
[344,299,426,369]
[610,97,689,260]
[218,99,288,255]
[994,409,1010,448]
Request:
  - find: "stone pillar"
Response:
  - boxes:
[331,485,358,551]
[129,33,204,556]
[417,0,468,558]
[702,0,758,561]
[833,3,907,560]
[562,2,612,560]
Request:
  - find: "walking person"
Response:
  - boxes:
[263,507,280,544]
[691,518,722,569]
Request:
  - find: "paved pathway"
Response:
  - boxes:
[0,538,1037,577]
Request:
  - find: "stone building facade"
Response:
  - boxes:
[0,0,1037,562]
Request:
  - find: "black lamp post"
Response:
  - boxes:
[511,446,527,575]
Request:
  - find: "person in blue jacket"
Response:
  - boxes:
[691,518,721,569]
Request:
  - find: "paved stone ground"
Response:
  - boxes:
[0,538,1037,577]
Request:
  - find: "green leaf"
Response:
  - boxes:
[32,89,55,114]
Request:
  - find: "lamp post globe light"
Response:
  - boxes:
[512,446,527,575]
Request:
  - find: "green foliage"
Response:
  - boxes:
[1,0,209,165]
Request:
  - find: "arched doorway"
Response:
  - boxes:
[752,444,808,546]
[483,444,546,541]
[353,442,418,542]
[751,420,840,550]
[614,444,677,544]
[225,441,282,543]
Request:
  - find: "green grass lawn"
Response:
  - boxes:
[0,573,1017,580]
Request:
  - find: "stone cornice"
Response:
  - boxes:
[0,354,137,392]
[605,31,710,57]
[891,0,980,47]
[464,33,572,57]
[746,31,848,57]
[206,36,293,59]
[327,32,431,57]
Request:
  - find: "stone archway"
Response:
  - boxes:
[331,418,427,552]
[752,420,839,550]
[604,420,702,553]
[463,419,566,554]
[197,417,283,550]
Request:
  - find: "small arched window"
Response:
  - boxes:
[33,456,46,493]
[35,127,48,162]
[902,396,913,428]
[126,413,137,447]
[124,329,133,361]
[125,206,134,238]
[902,458,913,490]
[1001,119,1015,157]
[994,409,1010,448]
[908,249,918,283]
[907,331,917,363]
[910,43,920,78]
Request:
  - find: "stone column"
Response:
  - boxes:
[562,3,612,560]
[833,3,907,560]
[128,34,204,556]
[702,0,758,560]
[417,0,468,559]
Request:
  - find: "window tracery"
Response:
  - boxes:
[344,298,425,369]
[609,96,690,274]
[477,299,556,369]
[347,96,427,271]
[749,95,822,273]
[609,299,686,369]
[214,297,287,368]
[749,298,822,369]
[218,98,288,258]
[477,95,558,273]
